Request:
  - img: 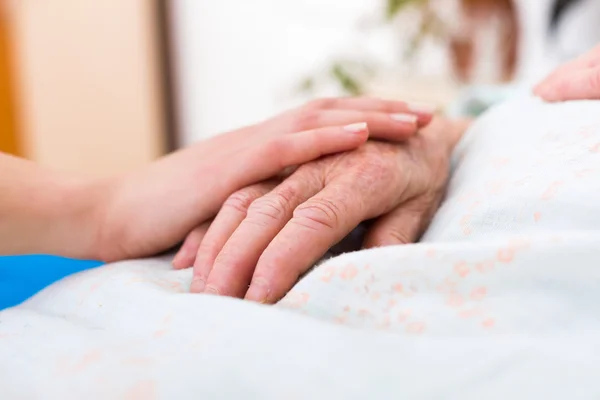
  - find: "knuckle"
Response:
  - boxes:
[291,106,322,132]
[246,179,304,223]
[263,138,287,167]
[196,238,219,259]
[374,229,413,245]
[247,193,290,222]
[224,188,262,214]
[305,97,335,110]
[293,198,346,230]
[275,182,300,204]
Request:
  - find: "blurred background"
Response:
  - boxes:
[2,0,600,177]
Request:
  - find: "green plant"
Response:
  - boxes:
[299,0,446,96]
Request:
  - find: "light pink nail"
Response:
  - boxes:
[343,122,368,133]
[390,113,418,123]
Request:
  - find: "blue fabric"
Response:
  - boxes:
[0,256,103,310]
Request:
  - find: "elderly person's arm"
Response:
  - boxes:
[177,117,472,302]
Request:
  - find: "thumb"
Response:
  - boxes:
[541,66,600,102]
[363,196,437,248]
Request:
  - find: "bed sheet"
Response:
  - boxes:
[2,96,600,398]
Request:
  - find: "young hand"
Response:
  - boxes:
[94,97,434,262]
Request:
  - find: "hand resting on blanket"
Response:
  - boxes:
[175,117,472,303]
[1,96,435,260]
[535,44,600,102]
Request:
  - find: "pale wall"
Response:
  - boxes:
[171,0,595,146]
[8,0,165,177]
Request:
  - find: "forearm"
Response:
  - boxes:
[0,153,104,259]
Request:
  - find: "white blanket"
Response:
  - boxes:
[2,96,600,399]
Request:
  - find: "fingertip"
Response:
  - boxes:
[172,249,193,270]
[387,114,419,140]
[190,276,206,293]
[416,114,434,129]
[406,102,436,127]
[245,277,272,304]
[540,90,559,102]
[532,83,549,100]
[343,122,368,134]
[342,122,370,145]
[204,285,221,296]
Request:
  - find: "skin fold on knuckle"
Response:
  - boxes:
[291,106,323,133]
[305,97,335,111]
[261,137,291,170]
[371,228,413,246]
[244,180,304,224]
[247,195,290,225]
[293,197,346,231]
[196,237,221,264]
[224,189,262,214]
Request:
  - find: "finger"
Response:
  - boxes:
[245,181,372,303]
[204,169,323,297]
[190,182,276,293]
[312,110,419,141]
[534,62,583,95]
[363,197,435,248]
[172,221,211,270]
[540,66,600,102]
[229,123,369,189]
[308,97,436,127]
[535,46,600,95]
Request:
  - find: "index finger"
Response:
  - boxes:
[227,123,369,190]
[244,182,369,303]
[310,97,436,127]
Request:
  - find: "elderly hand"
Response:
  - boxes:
[93,97,433,262]
[534,44,600,102]
[174,117,470,303]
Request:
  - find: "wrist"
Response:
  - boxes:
[42,173,109,260]
[0,153,109,259]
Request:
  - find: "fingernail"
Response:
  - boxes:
[245,280,270,303]
[390,113,418,123]
[190,277,206,293]
[343,122,368,133]
[204,285,221,296]
[407,102,437,114]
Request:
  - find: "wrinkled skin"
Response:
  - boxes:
[174,117,471,303]
[95,97,433,262]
